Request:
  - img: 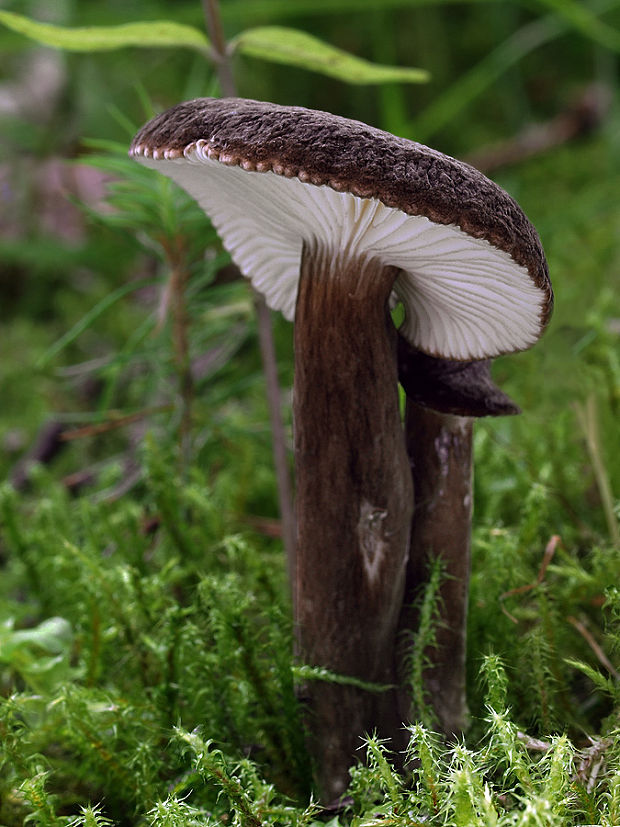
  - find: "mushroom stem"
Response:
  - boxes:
[398,402,473,735]
[294,241,413,800]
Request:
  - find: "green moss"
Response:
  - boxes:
[1,1,619,821]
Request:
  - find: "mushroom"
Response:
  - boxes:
[130,98,552,800]
[396,341,521,736]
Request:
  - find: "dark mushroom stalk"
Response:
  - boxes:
[130,97,552,802]
[404,404,474,733]
[397,341,520,734]
[295,243,412,798]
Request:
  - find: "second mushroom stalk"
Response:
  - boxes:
[131,96,552,802]
[397,341,521,735]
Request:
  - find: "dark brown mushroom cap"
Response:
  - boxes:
[397,335,520,417]
[131,97,551,323]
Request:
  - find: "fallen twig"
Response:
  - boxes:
[9,420,66,490]
[567,615,620,680]
[465,84,611,173]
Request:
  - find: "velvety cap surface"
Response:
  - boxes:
[131,97,553,360]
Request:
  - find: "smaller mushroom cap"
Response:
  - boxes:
[397,335,520,417]
[131,97,553,361]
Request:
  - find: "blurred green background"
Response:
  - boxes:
[0,0,619,822]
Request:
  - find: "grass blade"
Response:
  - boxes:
[37,279,157,369]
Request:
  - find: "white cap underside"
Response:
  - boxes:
[138,149,544,360]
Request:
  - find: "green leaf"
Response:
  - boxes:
[0,11,209,53]
[0,617,74,692]
[9,617,73,654]
[231,26,429,84]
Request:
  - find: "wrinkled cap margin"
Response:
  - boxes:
[130,97,553,361]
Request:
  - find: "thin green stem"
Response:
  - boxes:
[202,0,236,96]
[162,237,194,472]
[200,0,297,596]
